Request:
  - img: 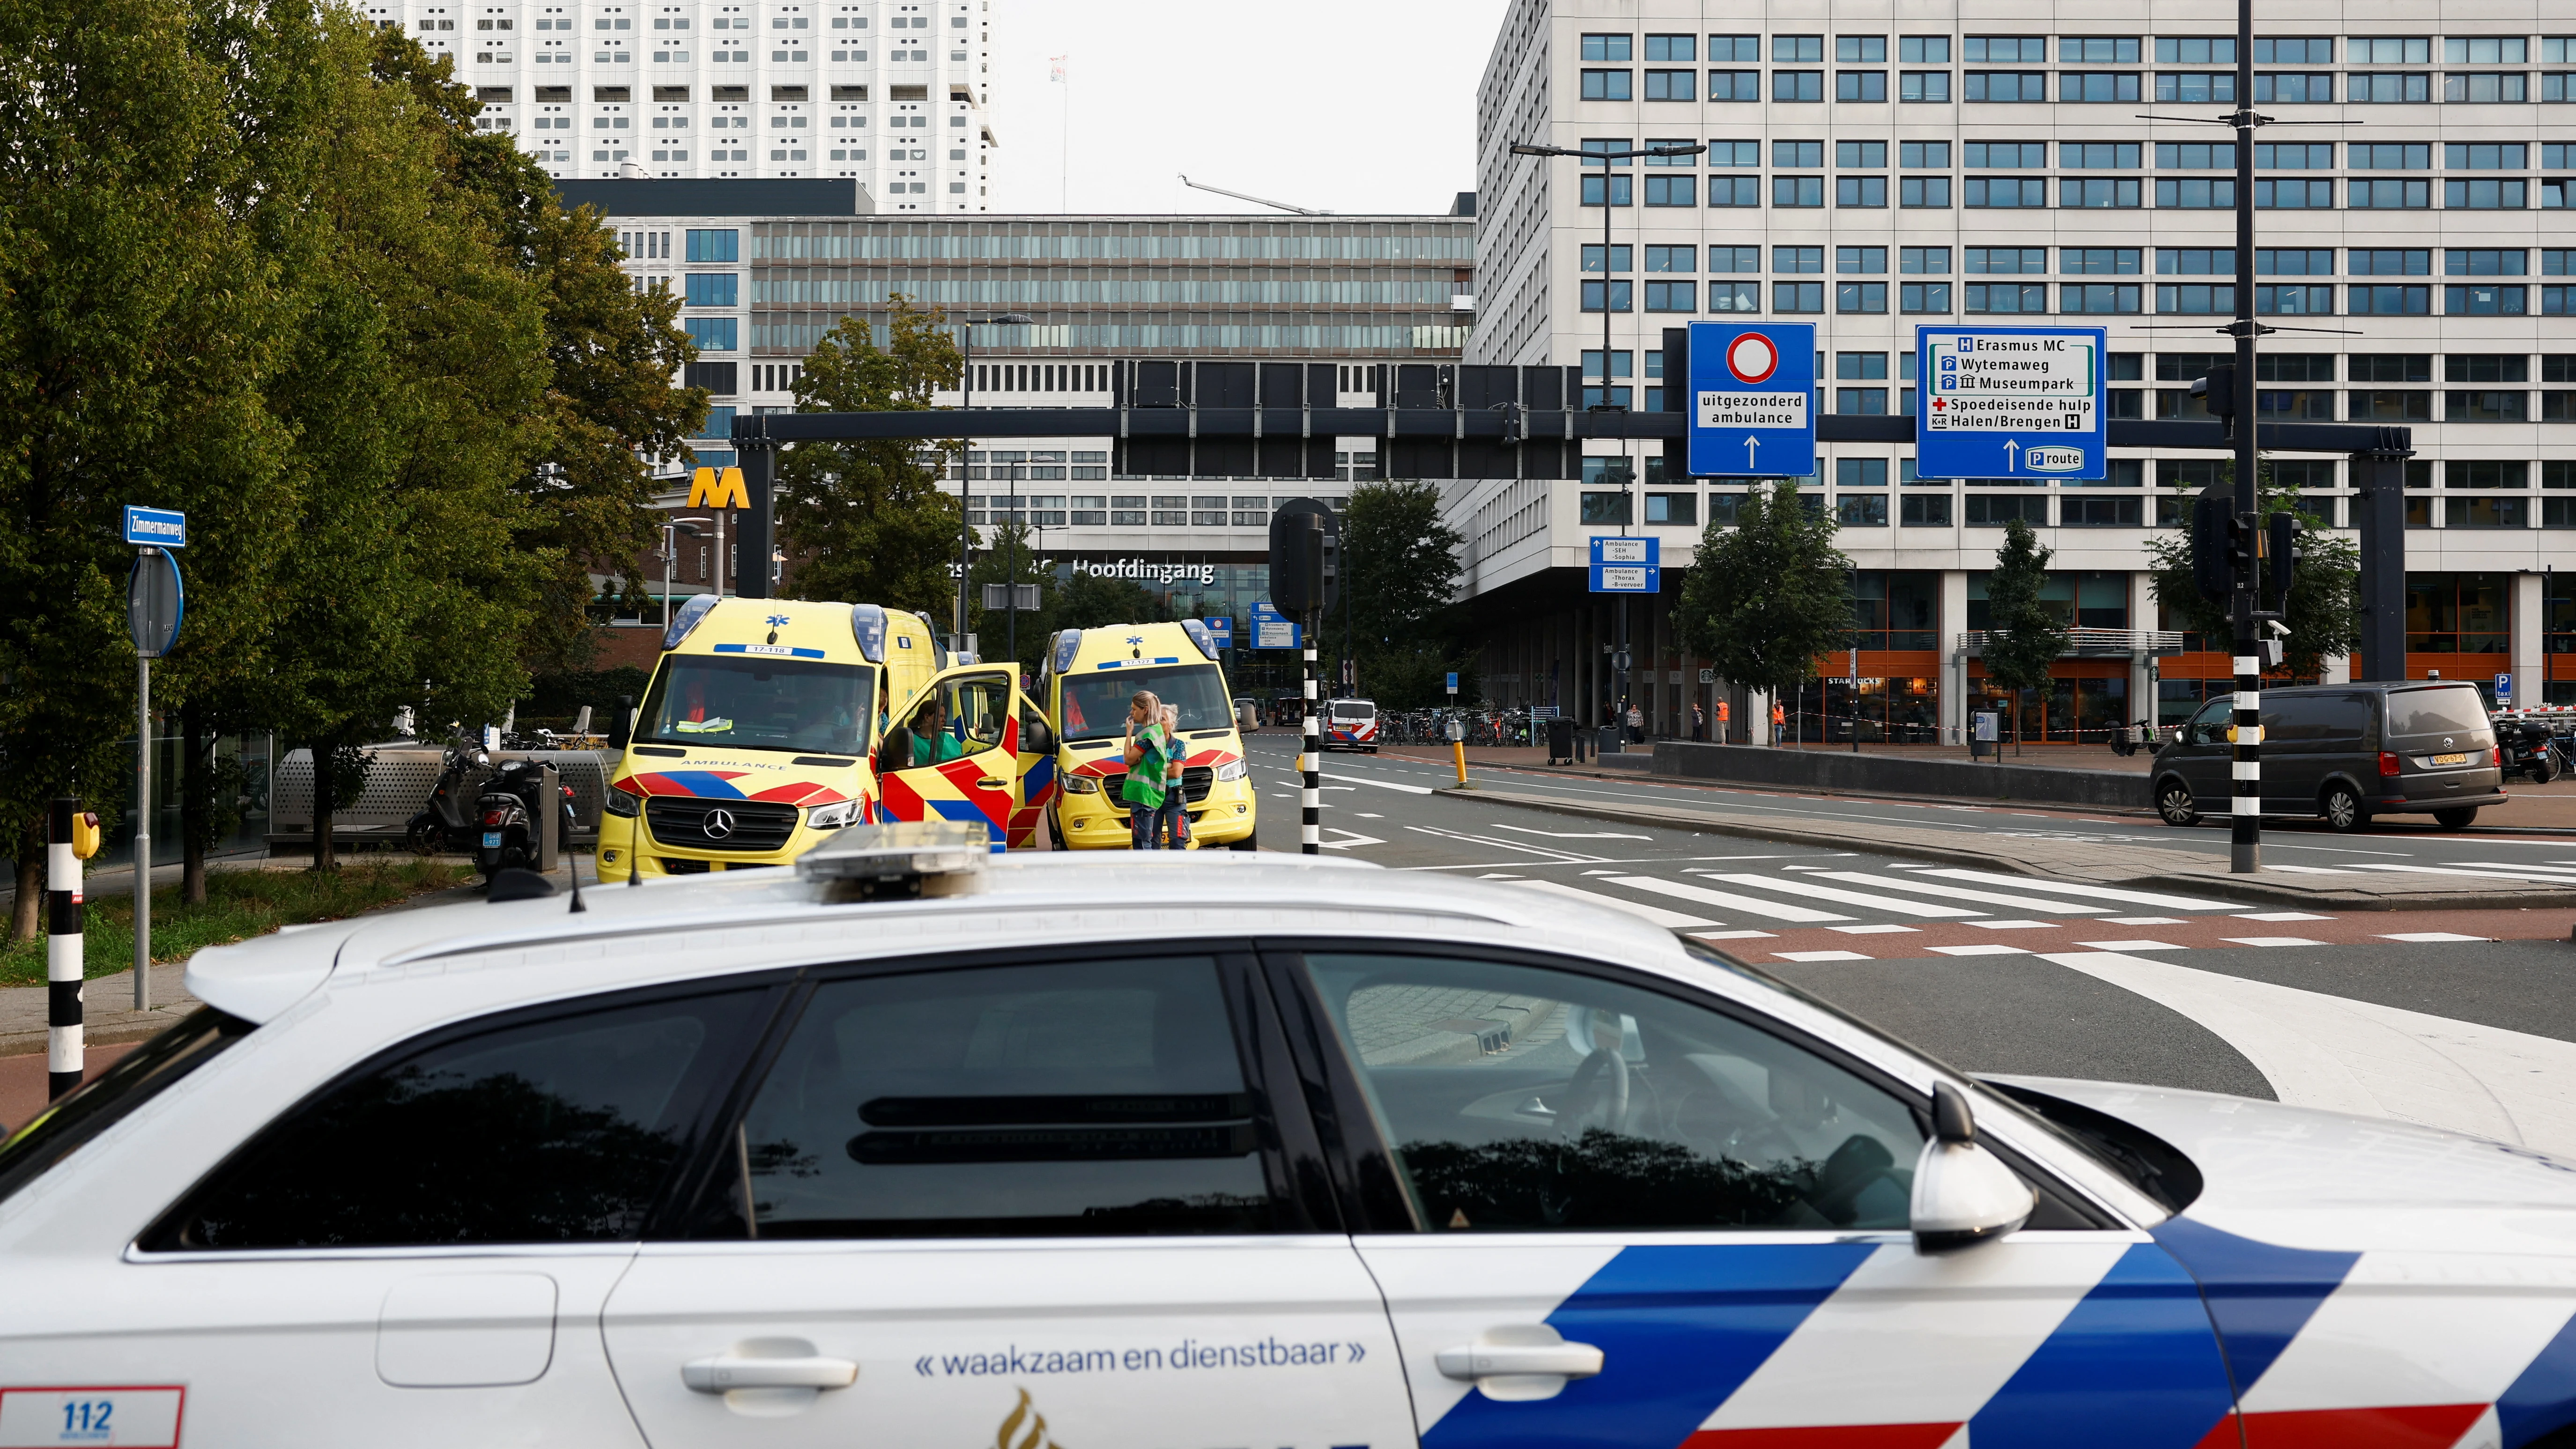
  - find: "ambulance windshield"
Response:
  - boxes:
[1058,664,1232,742]
[637,655,876,756]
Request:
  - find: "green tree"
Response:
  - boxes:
[1323,481,1472,709]
[2146,465,2359,680]
[1674,482,1850,744]
[777,301,965,617]
[1979,518,2071,754]
[1055,572,1171,629]
[964,519,1059,678]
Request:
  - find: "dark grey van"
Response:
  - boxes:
[2151,680,2507,832]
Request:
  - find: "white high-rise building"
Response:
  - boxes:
[1458,0,2575,739]
[368,0,993,212]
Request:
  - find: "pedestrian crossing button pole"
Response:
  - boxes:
[48,798,103,1101]
[1267,502,1332,856]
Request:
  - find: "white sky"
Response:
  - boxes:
[981,0,1508,217]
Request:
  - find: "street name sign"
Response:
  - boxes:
[123,505,187,548]
[1685,321,1816,479]
[1589,536,1660,593]
[1916,325,2106,480]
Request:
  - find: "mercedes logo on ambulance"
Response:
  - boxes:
[1725,332,1779,384]
[702,807,737,839]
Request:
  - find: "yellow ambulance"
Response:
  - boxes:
[1040,620,1258,850]
[598,596,1040,879]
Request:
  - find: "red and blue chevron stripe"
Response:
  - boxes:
[613,769,849,806]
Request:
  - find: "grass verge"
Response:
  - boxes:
[0,858,472,989]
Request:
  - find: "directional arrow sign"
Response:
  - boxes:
[1916,325,2107,481]
[1685,321,1815,479]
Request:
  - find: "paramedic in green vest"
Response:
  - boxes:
[1123,690,1174,849]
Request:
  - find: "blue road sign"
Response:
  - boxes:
[1916,325,2107,481]
[1250,601,1300,650]
[1685,321,1816,479]
[1589,536,1661,593]
[126,548,184,658]
[123,505,186,548]
[2497,672,2514,704]
[1203,617,1233,648]
[1446,672,1459,695]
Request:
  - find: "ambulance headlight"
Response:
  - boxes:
[1062,775,1100,794]
[1214,760,1247,782]
[807,798,864,829]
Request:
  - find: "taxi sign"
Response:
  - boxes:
[1916,325,2107,481]
[1685,321,1816,479]
[1589,537,1660,593]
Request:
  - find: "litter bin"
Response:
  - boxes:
[1546,717,1575,765]
[1597,725,1625,756]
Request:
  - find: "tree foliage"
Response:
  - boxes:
[1979,518,2071,703]
[1674,482,1851,709]
[2145,467,2360,680]
[776,301,965,618]
[1324,481,1473,708]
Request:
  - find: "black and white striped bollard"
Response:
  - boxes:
[1301,621,1320,854]
[48,798,85,1100]
[2232,647,2262,871]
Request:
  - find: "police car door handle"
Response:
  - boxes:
[681,1353,860,1391]
[1434,1324,1604,1388]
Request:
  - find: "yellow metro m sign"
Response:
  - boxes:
[688,466,748,510]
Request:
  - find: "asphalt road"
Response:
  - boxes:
[1239,734,2576,1155]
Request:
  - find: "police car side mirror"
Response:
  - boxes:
[1910,1082,2035,1253]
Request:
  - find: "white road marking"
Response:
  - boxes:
[1477,872,1525,879]
[1806,870,2118,917]
[1401,825,1605,863]
[2379,932,2491,943]
[1489,823,1652,839]
[1356,813,1384,819]
[2102,916,2185,926]
[1518,878,1716,928]
[2075,939,2190,952]
[1915,868,2235,911]
[1967,919,2063,930]
[2221,936,2329,948]
[1318,828,1385,850]
[1336,774,1434,795]
[1692,872,1987,919]
[1774,950,1873,962]
[2233,911,2335,922]
[1598,875,1853,924]
[1829,924,1920,935]
[2038,950,2576,1159]
[2264,865,2360,875]
[1927,944,2030,956]
[1691,929,1777,941]
[2352,863,2576,885]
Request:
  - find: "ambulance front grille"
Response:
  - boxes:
[646,798,799,852]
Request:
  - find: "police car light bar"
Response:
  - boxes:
[797,821,992,893]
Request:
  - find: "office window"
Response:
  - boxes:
[2448,179,2529,208]
[2449,37,2531,64]
[1580,281,1633,312]
[1706,69,1762,101]
[1964,36,2045,62]
[1773,140,1824,168]
[1644,493,1698,525]
[2061,142,2142,169]
[683,316,737,350]
[684,228,739,262]
[1775,246,1825,274]
[2452,140,2531,168]
[1966,177,2047,207]
[1968,248,2047,274]
[1774,282,1825,313]
[1643,175,1696,206]
[2064,248,2142,274]
[2156,177,2236,207]
[1774,175,1824,207]
[1900,37,1950,62]
[1838,246,1888,274]
[1837,36,1887,62]
[1836,140,1888,169]
[2062,71,2142,102]
[2348,72,2431,103]
[1710,246,1762,273]
[2157,37,2236,63]
[2063,283,2143,313]
[2448,354,2531,383]
[1901,176,1952,207]
[1580,34,1633,60]
[2354,249,2433,275]
[1965,141,2045,168]
[2353,142,2433,169]
[1965,71,2047,101]
[1965,282,2047,313]
[1900,141,1951,168]
[1643,69,1697,101]
[1709,281,1761,312]
[1837,283,1888,313]
[1836,495,1890,527]
[1643,281,1695,311]
[2448,249,2529,276]
[2350,178,2432,208]
[2156,283,2235,314]
[1708,35,1760,62]
[2063,177,2142,207]
[2258,284,2335,315]
[1902,247,1951,273]
[1708,140,1762,168]
[1901,71,1952,103]
[683,272,738,306]
[1838,71,1888,101]
[1964,494,2050,525]
[1901,495,1953,526]
[2445,73,2529,104]
[2256,178,2334,208]
[2350,37,2431,63]
[1837,175,1888,206]
[2155,73,2235,103]
[2156,142,2237,170]
[1644,245,1695,272]
[1774,70,1824,102]
[2061,36,2141,62]
[1579,175,1633,206]
[1774,34,1823,61]
[1644,34,1695,61]
[1708,174,1762,207]
[2353,284,2434,314]
[1902,282,1952,313]
[1642,138,1700,167]
[1579,244,1633,273]
[2254,73,2335,103]
[2256,37,2333,62]
[1580,69,1633,101]
[1838,455,1891,485]
[2061,497,2143,527]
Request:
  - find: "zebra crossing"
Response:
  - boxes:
[1473,857,2523,962]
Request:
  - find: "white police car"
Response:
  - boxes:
[6,826,2576,1449]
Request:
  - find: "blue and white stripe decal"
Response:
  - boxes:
[1092,657,1183,669]
[712,643,828,659]
[2148,1214,2361,1396]
[1964,1242,2236,1449]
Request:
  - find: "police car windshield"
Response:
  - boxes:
[1059,663,1231,742]
[637,655,875,755]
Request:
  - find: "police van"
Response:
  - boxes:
[599,596,1042,877]
[1040,620,1257,849]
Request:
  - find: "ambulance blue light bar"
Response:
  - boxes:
[849,604,888,663]
[664,592,719,650]
[1179,619,1220,661]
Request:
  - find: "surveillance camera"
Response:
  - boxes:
[2262,618,2291,638]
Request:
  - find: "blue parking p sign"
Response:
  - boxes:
[1916,325,2107,481]
[1685,321,1816,479]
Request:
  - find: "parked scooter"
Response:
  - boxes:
[405,731,491,856]
[2498,716,2562,784]
[474,759,580,883]
[2107,719,2156,757]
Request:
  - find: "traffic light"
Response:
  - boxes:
[2264,510,2300,615]
[2189,364,2237,420]
[2190,484,2248,606]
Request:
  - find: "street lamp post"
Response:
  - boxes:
[957,312,1035,649]
[1508,140,1702,735]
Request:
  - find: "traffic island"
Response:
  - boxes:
[1447,786,2576,912]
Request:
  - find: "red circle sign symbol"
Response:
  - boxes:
[1726,333,1779,385]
